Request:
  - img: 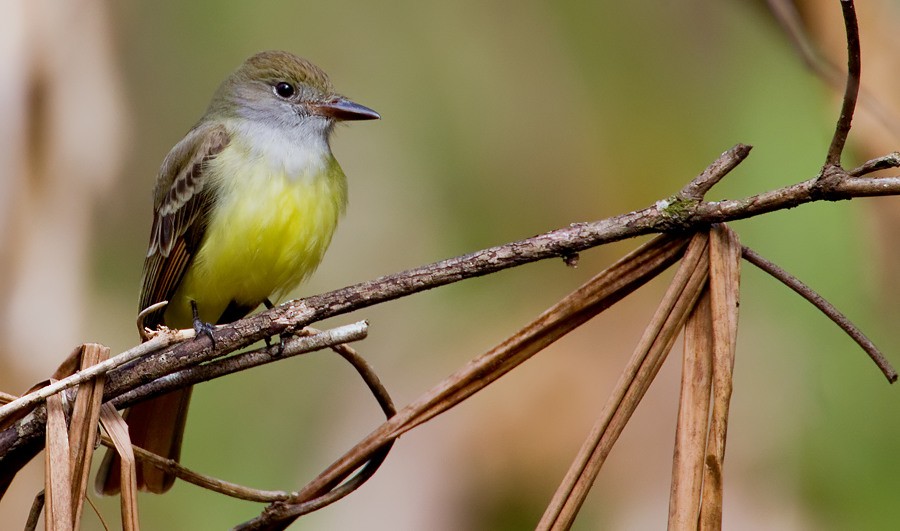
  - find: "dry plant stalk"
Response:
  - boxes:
[26,345,134,531]
[66,344,108,529]
[665,225,741,531]
[698,224,742,529]
[669,288,714,527]
[44,387,72,531]
[99,405,139,531]
[537,232,711,531]
[538,225,740,531]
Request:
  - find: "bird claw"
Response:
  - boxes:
[191,300,216,347]
[264,333,288,356]
[261,298,287,354]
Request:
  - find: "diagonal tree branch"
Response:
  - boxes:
[3,146,900,489]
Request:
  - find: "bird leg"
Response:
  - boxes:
[191,300,217,347]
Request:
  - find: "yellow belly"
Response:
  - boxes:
[164,144,347,327]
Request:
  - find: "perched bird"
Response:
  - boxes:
[97,50,379,494]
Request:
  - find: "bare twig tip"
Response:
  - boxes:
[849,152,900,177]
[679,144,753,200]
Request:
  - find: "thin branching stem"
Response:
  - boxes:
[768,0,900,141]
[111,322,369,409]
[742,245,896,382]
[826,0,861,166]
[849,152,900,176]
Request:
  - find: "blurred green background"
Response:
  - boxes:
[4,0,900,529]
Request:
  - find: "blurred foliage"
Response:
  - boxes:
[72,0,899,529]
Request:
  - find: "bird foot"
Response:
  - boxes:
[191,300,217,347]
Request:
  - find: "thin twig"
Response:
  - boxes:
[327,345,394,416]
[249,328,397,516]
[849,152,900,177]
[109,437,392,512]
[679,144,753,200]
[766,0,842,86]
[688,173,900,222]
[257,443,394,524]
[24,491,44,531]
[302,327,396,418]
[97,435,290,503]
[766,0,900,142]
[82,495,111,531]
[825,0,861,166]
[111,322,369,409]
[741,245,896,382]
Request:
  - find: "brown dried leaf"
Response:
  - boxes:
[669,289,714,529]
[538,232,711,530]
[98,404,140,531]
[44,385,73,531]
[698,225,741,530]
[68,343,109,528]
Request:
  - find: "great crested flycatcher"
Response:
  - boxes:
[96,50,379,494]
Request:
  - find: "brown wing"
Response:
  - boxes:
[139,122,230,330]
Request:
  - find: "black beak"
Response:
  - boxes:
[311,97,380,121]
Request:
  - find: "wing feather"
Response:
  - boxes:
[139,123,230,329]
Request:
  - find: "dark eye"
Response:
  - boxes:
[274,82,295,98]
